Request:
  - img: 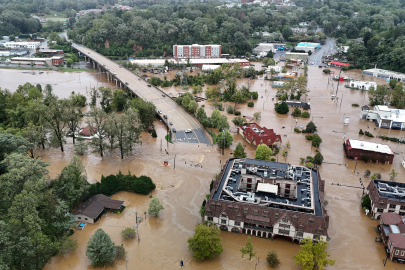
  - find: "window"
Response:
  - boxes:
[237,215,242,220]
[275,213,279,219]
[313,235,321,240]
[390,204,397,209]
[395,250,399,255]
[401,251,405,256]
[285,189,290,194]
[400,212,405,216]
[85,218,88,220]
[247,178,252,183]
[292,216,298,221]
[317,228,323,234]
[234,207,239,212]
[299,225,303,231]
[208,217,213,221]
[221,219,226,224]
[228,207,232,211]
[400,206,405,210]
[78,217,81,219]
[247,184,252,188]
[254,210,258,216]
[222,213,227,218]
[216,205,220,208]
[263,212,268,217]
[282,217,288,223]
[309,219,314,224]
[235,221,241,226]
[377,208,384,212]
[286,184,291,188]
[296,232,303,237]
[207,210,211,214]
[244,208,248,214]
[279,229,289,235]
[279,223,290,229]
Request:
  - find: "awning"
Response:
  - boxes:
[330,61,350,66]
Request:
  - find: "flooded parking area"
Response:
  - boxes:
[1,67,404,269]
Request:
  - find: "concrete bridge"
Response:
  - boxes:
[72,43,210,145]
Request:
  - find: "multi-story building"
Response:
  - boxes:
[343,139,394,164]
[10,56,64,66]
[348,80,377,91]
[204,158,329,243]
[362,68,405,82]
[360,105,405,130]
[367,179,405,219]
[378,212,405,263]
[173,44,221,60]
[237,123,282,149]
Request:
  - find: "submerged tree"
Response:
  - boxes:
[188,224,224,261]
[86,229,116,267]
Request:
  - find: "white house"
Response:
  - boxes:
[360,105,405,130]
[349,80,377,91]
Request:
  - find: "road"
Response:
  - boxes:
[72,43,210,145]
[309,38,336,66]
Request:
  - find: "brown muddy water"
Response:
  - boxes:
[1,67,404,269]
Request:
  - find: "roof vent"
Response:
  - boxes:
[360,143,364,147]
[376,145,378,148]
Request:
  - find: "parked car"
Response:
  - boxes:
[157,110,162,114]
[169,122,173,125]
[162,94,165,97]
[147,84,151,87]
[163,115,167,119]
[172,128,176,133]
[185,129,192,133]
[125,82,129,85]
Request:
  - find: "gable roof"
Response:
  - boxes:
[79,126,97,136]
[240,123,282,146]
[380,212,403,225]
[72,194,124,219]
[388,233,405,249]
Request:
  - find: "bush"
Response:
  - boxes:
[121,228,136,240]
[292,107,301,117]
[115,246,126,260]
[247,101,254,107]
[266,250,280,267]
[306,156,314,162]
[227,105,234,114]
[305,135,313,140]
[251,91,258,100]
[234,111,241,116]
[305,162,314,168]
[301,112,310,118]
[323,69,331,74]
[314,152,324,165]
[361,194,371,210]
[364,169,371,177]
[294,128,301,133]
[352,103,359,107]
[364,131,374,137]
[312,134,322,147]
[151,129,157,138]
[359,129,364,135]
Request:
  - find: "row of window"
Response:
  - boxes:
[394,250,405,256]
[77,217,88,220]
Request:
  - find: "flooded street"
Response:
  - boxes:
[1,66,404,269]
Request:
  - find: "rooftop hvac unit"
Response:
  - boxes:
[247,197,255,203]
[264,171,268,177]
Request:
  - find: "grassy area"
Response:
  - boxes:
[0,66,52,71]
[208,130,217,144]
[165,134,173,144]
[58,68,91,72]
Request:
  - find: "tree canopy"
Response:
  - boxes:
[255,144,273,161]
[188,224,224,261]
[293,237,335,270]
[86,229,116,267]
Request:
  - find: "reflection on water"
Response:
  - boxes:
[1,67,402,269]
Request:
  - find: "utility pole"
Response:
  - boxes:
[174,155,176,169]
[135,211,140,241]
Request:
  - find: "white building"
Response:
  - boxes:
[363,68,405,82]
[266,65,281,73]
[349,80,377,91]
[252,43,275,54]
[3,41,41,50]
[202,65,221,72]
[360,105,405,130]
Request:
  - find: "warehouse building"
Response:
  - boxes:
[360,105,405,130]
[173,44,221,60]
[362,68,405,82]
[343,139,394,164]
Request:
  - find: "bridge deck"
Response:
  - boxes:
[72,43,210,145]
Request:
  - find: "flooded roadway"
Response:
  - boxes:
[1,67,404,269]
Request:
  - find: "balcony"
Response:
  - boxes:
[244,224,273,232]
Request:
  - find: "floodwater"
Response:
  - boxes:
[1,66,404,269]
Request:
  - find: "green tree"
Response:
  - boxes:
[389,169,398,181]
[51,155,89,209]
[115,245,126,260]
[148,197,164,216]
[232,116,246,127]
[227,105,234,114]
[253,112,261,120]
[234,142,247,158]
[74,140,88,155]
[187,224,224,261]
[44,98,68,152]
[314,152,324,165]
[361,194,371,210]
[87,107,108,157]
[99,87,113,113]
[216,131,234,149]
[241,236,256,260]
[211,109,221,128]
[312,134,322,147]
[305,121,317,133]
[86,229,116,267]
[275,102,289,114]
[130,98,156,129]
[266,250,280,267]
[217,115,230,131]
[112,89,127,112]
[293,237,335,270]
[255,144,273,160]
[65,97,82,145]
[292,107,302,117]
[121,228,136,240]
[188,100,198,114]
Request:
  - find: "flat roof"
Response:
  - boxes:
[285,52,308,55]
[257,183,278,194]
[347,139,394,155]
[363,68,405,77]
[374,180,405,202]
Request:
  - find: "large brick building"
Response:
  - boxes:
[343,139,394,164]
[237,123,282,149]
[366,179,405,219]
[204,158,329,243]
[378,212,405,263]
[173,44,221,60]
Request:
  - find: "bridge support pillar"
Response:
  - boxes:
[120,82,122,88]
[93,61,95,69]
[115,79,117,87]
[107,72,109,81]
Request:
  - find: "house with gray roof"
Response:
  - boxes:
[73,194,124,223]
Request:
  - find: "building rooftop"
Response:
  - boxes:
[346,139,394,155]
[388,233,405,249]
[239,123,282,147]
[363,68,405,78]
[72,194,124,219]
[212,158,323,217]
[380,212,404,225]
[375,180,405,202]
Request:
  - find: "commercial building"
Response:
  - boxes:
[378,212,405,263]
[73,194,124,223]
[237,123,282,149]
[252,43,275,54]
[3,41,41,50]
[297,42,321,49]
[173,44,221,60]
[0,49,28,56]
[38,49,64,56]
[11,56,64,66]
[285,52,308,62]
[343,139,394,164]
[204,158,329,242]
[329,60,350,67]
[291,27,308,34]
[363,68,405,82]
[367,180,405,219]
[360,105,405,130]
[266,65,281,73]
[202,65,221,72]
[348,80,377,91]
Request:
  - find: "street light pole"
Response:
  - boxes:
[222,129,225,156]
[135,211,140,241]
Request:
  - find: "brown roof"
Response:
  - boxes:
[79,126,97,136]
[72,194,124,219]
[205,199,328,236]
[239,123,282,147]
[398,223,405,234]
[380,212,403,225]
[388,233,405,249]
